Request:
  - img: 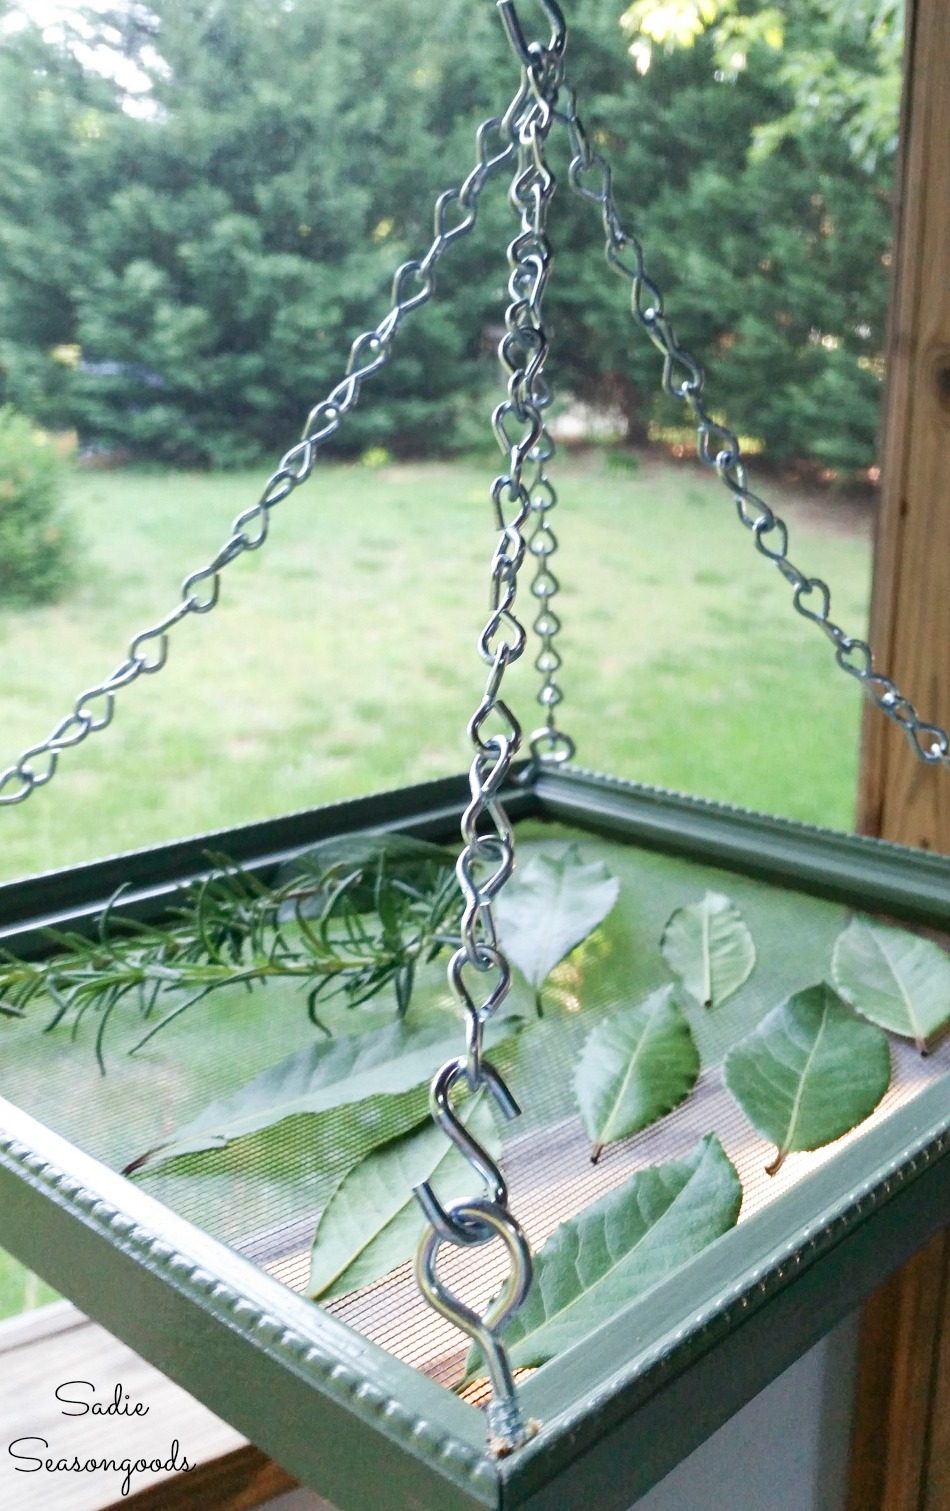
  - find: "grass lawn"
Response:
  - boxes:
[0,447,874,1314]
[0,449,872,883]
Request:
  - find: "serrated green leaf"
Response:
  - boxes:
[495,845,620,993]
[465,1133,741,1376]
[832,918,950,1052]
[660,890,755,1008]
[125,1015,516,1172]
[309,1098,500,1299]
[723,983,891,1173]
[573,986,700,1161]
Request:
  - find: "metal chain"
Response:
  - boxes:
[502,2,574,771]
[0,99,530,807]
[555,74,950,772]
[413,39,564,1457]
[525,410,575,765]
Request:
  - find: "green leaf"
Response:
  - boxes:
[832,918,950,1052]
[125,1015,516,1172]
[495,845,619,994]
[466,1134,741,1376]
[309,1097,500,1300]
[573,986,700,1162]
[660,890,755,1008]
[723,983,891,1174]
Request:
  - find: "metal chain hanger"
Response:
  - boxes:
[0,87,530,805]
[551,76,950,767]
[409,0,950,1454]
[413,32,565,1454]
[6,2,944,800]
[3,0,949,1459]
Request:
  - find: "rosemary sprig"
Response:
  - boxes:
[0,837,462,1071]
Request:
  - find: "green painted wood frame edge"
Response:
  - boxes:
[504,1071,950,1509]
[0,768,540,955]
[492,765,950,1507]
[3,764,950,1510]
[0,1096,498,1511]
[0,771,538,1511]
[535,764,950,926]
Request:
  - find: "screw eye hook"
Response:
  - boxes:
[497,0,566,68]
[415,1199,535,1453]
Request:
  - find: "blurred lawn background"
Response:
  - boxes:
[0,448,871,884]
[0,446,873,1315]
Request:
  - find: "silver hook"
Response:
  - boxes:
[413,1059,521,1244]
[415,1198,535,1454]
[528,725,575,765]
[497,0,566,68]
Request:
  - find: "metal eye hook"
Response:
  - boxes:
[413,1058,521,1244]
[497,0,566,68]
[415,1198,535,1454]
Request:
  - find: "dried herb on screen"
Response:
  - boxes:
[0,835,461,1070]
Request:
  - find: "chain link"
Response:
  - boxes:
[413,57,563,1457]
[555,75,950,772]
[507,9,574,768]
[525,429,575,765]
[0,101,532,807]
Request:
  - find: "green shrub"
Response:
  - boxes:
[0,406,76,606]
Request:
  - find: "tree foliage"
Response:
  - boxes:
[0,405,74,604]
[0,0,900,473]
[622,0,902,168]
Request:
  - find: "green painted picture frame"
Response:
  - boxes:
[2,765,950,1511]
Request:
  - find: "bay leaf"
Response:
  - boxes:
[660,890,755,1008]
[466,1133,741,1376]
[832,918,950,1052]
[495,845,619,994]
[309,1098,500,1300]
[723,982,891,1174]
[125,1015,516,1172]
[573,986,700,1161]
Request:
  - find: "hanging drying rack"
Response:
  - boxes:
[1,3,949,1506]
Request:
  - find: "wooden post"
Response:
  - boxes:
[850,2,950,1507]
[856,0,950,846]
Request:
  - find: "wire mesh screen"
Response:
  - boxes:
[3,813,949,1403]
[246,1015,950,1400]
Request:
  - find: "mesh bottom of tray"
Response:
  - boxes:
[3,813,949,1404]
[243,1030,950,1399]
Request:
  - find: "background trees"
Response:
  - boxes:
[0,0,901,474]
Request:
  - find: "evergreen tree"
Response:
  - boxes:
[0,0,898,474]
